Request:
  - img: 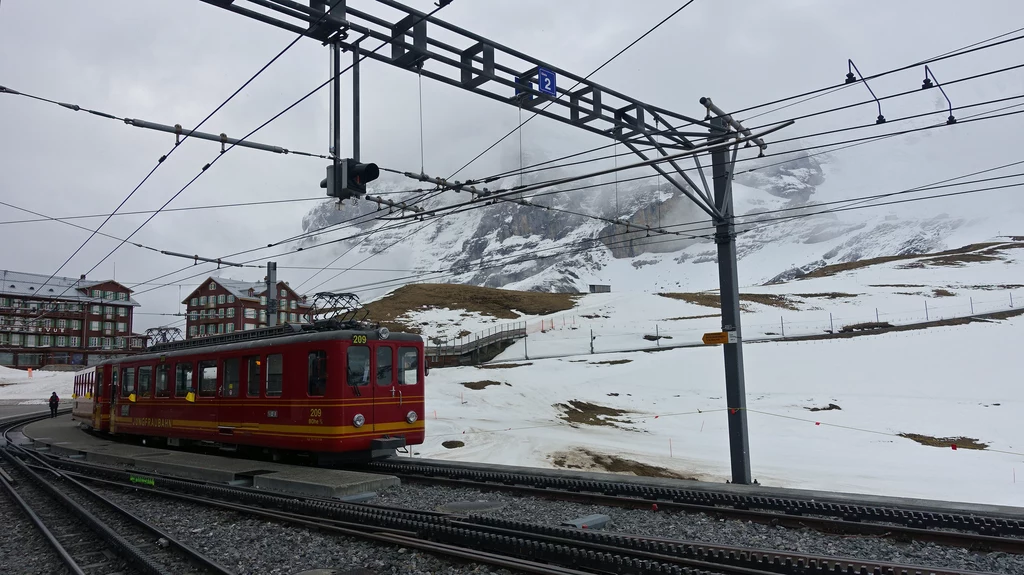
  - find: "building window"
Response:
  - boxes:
[40,336,51,347]
[290,313,297,322]
[25,335,37,347]
[199,310,206,320]
[244,323,255,331]
[89,321,99,331]
[279,289,287,298]
[227,295,235,304]
[105,306,114,316]
[154,365,170,397]
[0,297,7,307]
[117,307,127,317]
[279,312,287,324]
[209,282,216,290]
[189,311,198,321]
[217,294,225,304]
[11,334,21,346]
[246,356,261,397]
[115,337,125,349]
[217,308,224,319]
[69,336,80,347]
[191,297,198,306]
[260,295,267,306]
[259,310,267,323]
[57,319,66,329]
[118,292,127,301]
[104,290,113,300]
[102,337,112,349]
[226,324,235,333]
[91,305,101,314]
[71,320,81,330]
[227,308,235,318]
[42,319,52,329]
[200,296,207,305]
[117,322,126,332]
[244,308,256,319]
[104,322,113,332]
[57,336,66,347]
[189,326,197,337]
[198,324,205,335]
[91,289,100,298]
[88,337,98,348]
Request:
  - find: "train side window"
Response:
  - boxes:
[376,347,393,386]
[397,347,419,385]
[198,360,218,397]
[223,358,240,398]
[111,368,119,398]
[307,351,327,397]
[266,354,283,397]
[245,356,261,397]
[155,365,170,397]
[122,368,136,398]
[175,363,193,397]
[138,366,152,398]
[347,346,370,387]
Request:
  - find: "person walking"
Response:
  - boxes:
[48,392,59,418]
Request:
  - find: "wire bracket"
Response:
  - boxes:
[845,59,885,124]
[922,65,956,124]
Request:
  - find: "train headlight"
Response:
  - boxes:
[353,413,365,428]
[406,411,418,424]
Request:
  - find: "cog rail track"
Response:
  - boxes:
[0,414,235,575]
[33,449,992,575]
[367,460,1024,555]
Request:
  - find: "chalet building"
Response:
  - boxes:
[0,270,145,369]
[182,276,313,339]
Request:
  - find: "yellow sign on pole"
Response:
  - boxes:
[702,331,730,345]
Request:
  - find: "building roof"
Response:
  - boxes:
[181,276,312,306]
[0,269,140,306]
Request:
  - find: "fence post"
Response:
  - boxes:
[875,308,879,323]
[1012,292,1015,308]
[970,297,974,315]
[590,329,594,354]
[780,316,785,338]
[829,312,834,333]
[524,333,529,360]
[656,324,660,347]
[925,300,929,321]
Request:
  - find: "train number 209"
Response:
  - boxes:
[352,335,368,344]
[308,408,323,425]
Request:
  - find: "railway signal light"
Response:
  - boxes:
[321,159,380,200]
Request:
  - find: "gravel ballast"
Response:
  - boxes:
[0,481,69,574]
[376,483,1024,574]
[100,487,516,575]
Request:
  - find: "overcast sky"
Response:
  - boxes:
[2,0,1023,331]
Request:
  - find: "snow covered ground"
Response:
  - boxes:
[416,315,1024,507]
[0,365,75,405]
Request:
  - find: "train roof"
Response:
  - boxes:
[96,323,421,367]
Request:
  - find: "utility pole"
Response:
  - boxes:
[332,38,343,197]
[266,261,278,327]
[710,114,752,485]
[352,40,361,162]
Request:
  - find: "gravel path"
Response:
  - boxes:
[99,487,517,575]
[0,481,70,575]
[376,483,1024,574]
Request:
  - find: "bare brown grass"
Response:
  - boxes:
[555,400,632,427]
[461,380,502,390]
[839,321,893,333]
[804,242,1024,279]
[590,359,632,365]
[806,403,842,412]
[899,433,988,450]
[361,283,579,332]
[932,288,955,297]
[550,448,694,479]
[662,314,720,321]
[796,292,859,299]
[477,362,532,370]
[442,441,465,449]
[657,292,799,310]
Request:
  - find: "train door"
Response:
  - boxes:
[373,342,398,430]
[218,356,241,435]
[92,366,104,430]
[344,340,373,432]
[109,364,121,433]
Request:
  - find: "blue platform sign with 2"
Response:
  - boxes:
[537,67,557,97]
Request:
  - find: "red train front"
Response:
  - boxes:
[74,323,425,461]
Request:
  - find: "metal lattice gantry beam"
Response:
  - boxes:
[197,0,735,212]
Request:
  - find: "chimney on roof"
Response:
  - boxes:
[80,274,86,280]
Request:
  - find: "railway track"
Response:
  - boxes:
[367,460,1024,555]
[0,413,234,575]
[31,447,1000,575]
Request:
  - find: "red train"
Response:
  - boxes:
[72,322,425,462]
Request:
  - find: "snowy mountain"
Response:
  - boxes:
[298,145,1012,297]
